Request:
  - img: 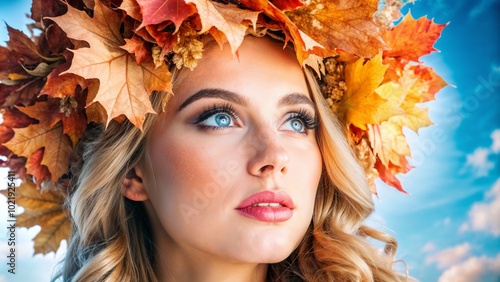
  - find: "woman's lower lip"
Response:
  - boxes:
[236,206,293,222]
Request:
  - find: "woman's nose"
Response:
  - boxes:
[246,128,289,177]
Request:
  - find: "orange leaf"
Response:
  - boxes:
[122,36,150,64]
[40,52,86,99]
[26,148,51,183]
[382,12,447,62]
[338,54,402,130]
[137,0,197,32]
[4,120,72,182]
[375,158,406,193]
[410,64,448,102]
[0,182,70,255]
[185,0,260,54]
[51,0,172,128]
[286,0,385,59]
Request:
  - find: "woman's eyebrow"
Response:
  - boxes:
[177,88,248,111]
[278,93,316,110]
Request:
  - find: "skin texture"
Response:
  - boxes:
[126,36,323,282]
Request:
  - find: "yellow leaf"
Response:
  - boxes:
[0,182,70,255]
[185,0,260,54]
[286,0,385,58]
[338,54,402,130]
[378,120,411,166]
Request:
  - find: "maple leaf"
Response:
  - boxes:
[26,148,51,183]
[185,0,259,54]
[337,54,402,130]
[122,36,150,64]
[382,12,447,62]
[286,0,386,59]
[375,158,406,193]
[137,0,197,32]
[0,182,70,255]
[270,0,305,11]
[16,94,88,147]
[40,52,86,99]
[4,120,72,182]
[50,0,172,128]
[6,25,45,64]
[0,107,36,128]
[120,0,142,21]
[410,64,448,102]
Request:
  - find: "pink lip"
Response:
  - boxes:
[236,191,295,222]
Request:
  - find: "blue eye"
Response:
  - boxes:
[282,118,305,133]
[194,104,237,129]
[202,113,233,127]
[281,109,319,134]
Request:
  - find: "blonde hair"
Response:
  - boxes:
[55,43,404,282]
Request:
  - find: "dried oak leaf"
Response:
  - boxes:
[382,12,447,62]
[185,0,260,54]
[4,120,72,182]
[50,0,172,129]
[286,0,386,59]
[337,54,402,130]
[0,182,70,255]
[137,0,197,32]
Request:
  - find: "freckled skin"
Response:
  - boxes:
[143,36,323,281]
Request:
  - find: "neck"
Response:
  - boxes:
[146,204,268,282]
[153,235,268,282]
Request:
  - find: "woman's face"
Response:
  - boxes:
[144,36,322,265]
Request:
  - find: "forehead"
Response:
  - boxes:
[170,36,310,104]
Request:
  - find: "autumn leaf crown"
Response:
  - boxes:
[0,0,447,194]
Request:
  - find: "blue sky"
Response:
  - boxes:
[0,0,499,281]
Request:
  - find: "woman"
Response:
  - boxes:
[58,35,400,281]
[0,0,446,281]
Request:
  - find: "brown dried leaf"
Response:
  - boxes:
[0,182,70,255]
[286,0,385,59]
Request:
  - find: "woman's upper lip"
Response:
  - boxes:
[236,190,295,209]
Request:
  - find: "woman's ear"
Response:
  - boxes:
[121,167,149,201]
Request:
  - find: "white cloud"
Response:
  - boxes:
[491,129,500,154]
[425,243,472,269]
[465,148,494,176]
[460,178,500,236]
[421,242,436,253]
[438,254,500,282]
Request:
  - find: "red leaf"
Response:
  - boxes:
[269,0,304,11]
[137,0,197,32]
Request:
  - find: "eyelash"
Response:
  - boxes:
[193,103,238,130]
[193,104,319,133]
[285,108,319,133]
